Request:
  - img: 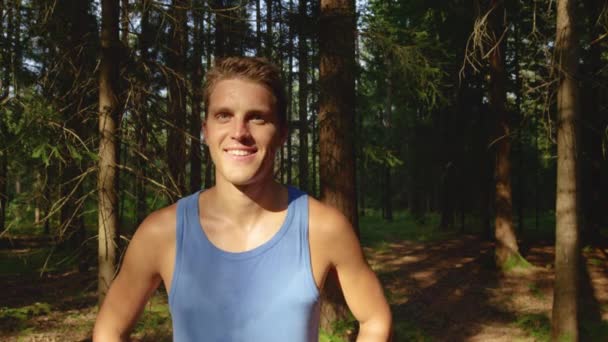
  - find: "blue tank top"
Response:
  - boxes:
[168,186,321,341]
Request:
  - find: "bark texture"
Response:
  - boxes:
[319,0,358,333]
[488,0,520,268]
[552,0,581,339]
[98,0,121,305]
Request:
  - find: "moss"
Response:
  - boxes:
[501,252,533,273]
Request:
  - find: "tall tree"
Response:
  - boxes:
[265,0,272,58]
[487,0,522,268]
[552,0,581,339]
[0,0,10,232]
[190,0,204,193]
[319,0,357,331]
[134,0,151,224]
[298,0,309,191]
[98,0,121,304]
[167,0,188,199]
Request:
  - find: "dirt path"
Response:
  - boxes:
[365,235,608,341]
[1,236,607,341]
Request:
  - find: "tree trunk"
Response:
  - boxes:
[98,0,121,305]
[190,0,204,193]
[265,0,272,58]
[552,0,581,339]
[384,166,392,221]
[204,7,214,189]
[255,0,261,55]
[167,0,188,200]
[135,0,151,225]
[319,0,357,333]
[286,0,294,185]
[488,0,521,268]
[298,0,309,192]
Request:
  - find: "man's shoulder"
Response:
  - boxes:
[307,195,354,241]
[132,203,178,245]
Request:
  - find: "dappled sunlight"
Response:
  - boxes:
[365,235,608,341]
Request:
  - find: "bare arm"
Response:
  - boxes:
[93,208,175,341]
[311,202,392,341]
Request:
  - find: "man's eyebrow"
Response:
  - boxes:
[208,106,233,113]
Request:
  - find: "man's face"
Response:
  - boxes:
[203,78,285,187]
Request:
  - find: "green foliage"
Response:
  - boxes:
[501,252,533,273]
[359,210,453,249]
[528,283,544,299]
[580,320,608,342]
[515,313,551,342]
[393,320,432,342]
[0,302,51,332]
[133,295,172,340]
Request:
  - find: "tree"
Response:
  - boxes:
[486,0,525,268]
[189,0,204,193]
[552,0,581,339]
[167,0,188,199]
[318,0,358,332]
[298,0,309,192]
[98,0,121,304]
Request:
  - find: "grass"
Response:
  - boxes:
[0,246,79,276]
[359,210,455,248]
[515,313,551,342]
[0,302,52,332]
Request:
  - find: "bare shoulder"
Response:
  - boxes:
[125,203,178,272]
[308,196,355,239]
[134,204,177,242]
[307,196,362,269]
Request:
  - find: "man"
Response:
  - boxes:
[93,57,391,341]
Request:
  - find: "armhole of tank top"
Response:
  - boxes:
[168,197,186,306]
[303,194,321,299]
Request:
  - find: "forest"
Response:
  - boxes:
[0,0,607,341]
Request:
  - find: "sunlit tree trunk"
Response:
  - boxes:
[98,0,121,305]
[488,0,521,268]
[319,0,357,332]
[167,0,188,199]
[298,0,309,192]
[552,0,581,339]
[190,0,204,193]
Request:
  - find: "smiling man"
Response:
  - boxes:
[93,57,391,342]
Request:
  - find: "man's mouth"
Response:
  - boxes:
[224,148,257,156]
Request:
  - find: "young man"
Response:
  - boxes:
[93,57,391,341]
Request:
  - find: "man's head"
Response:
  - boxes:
[203,57,287,128]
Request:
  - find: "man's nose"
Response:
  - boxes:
[231,118,251,140]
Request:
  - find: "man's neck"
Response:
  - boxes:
[204,178,288,231]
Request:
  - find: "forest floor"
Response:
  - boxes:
[1,233,607,341]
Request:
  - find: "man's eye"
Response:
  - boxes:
[216,112,231,121]
[250,114,266,124]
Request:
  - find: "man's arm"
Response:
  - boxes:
[310,200,392,342]
[93,207,175,341]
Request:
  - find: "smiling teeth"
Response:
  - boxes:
[227,150,253,156]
